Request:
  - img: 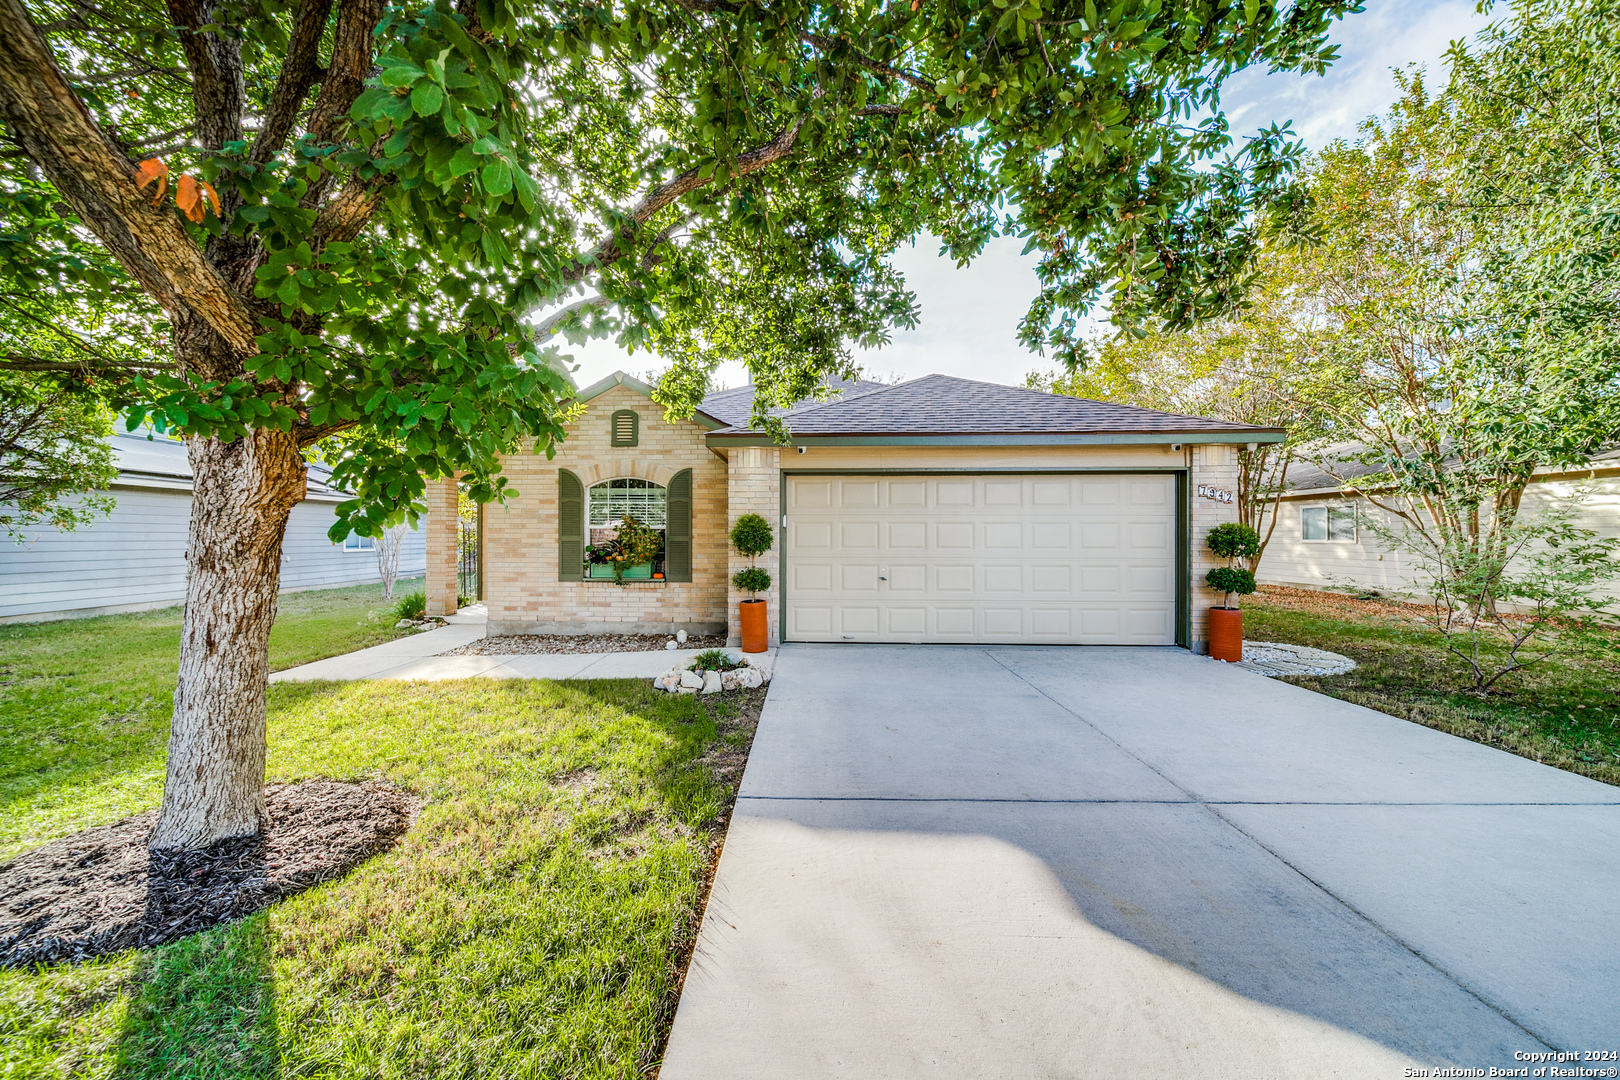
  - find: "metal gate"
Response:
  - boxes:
[457,501,482,602]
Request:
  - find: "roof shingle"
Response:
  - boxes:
[708,374,1278,438]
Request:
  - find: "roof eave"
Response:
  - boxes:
[704,430,1287,448]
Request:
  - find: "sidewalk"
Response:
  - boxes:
[270,604,775,682]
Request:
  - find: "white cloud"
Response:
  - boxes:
[563,0,1494,395]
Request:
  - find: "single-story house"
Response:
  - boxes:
[0,431,426,623]
[424,372,1280,653]
[1259,447,1620,598]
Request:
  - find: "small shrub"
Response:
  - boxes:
[729,513,774,559]
[689,647,741,672]
[732,566,771,596]
[393,591,426,621]
[1205,567,1256,609]
[1206,523,1261,561]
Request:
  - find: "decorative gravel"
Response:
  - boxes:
[441,633,727,656]
[1236,641,1358,678]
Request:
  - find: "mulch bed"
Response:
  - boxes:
[0,780,419,968]
[441,633,727,656]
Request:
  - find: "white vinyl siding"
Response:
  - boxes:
[1,487,427,622]
[784,473,1177,645]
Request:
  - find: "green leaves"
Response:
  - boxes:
[411,80,444,117]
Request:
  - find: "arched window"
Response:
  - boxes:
[558,470,693,583]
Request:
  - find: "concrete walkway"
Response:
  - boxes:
[271,607,771,682]
[660,645,1620,1079]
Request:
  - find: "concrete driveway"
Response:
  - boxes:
[660,645,1620,1079]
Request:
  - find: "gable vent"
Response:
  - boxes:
[610,409,639,447]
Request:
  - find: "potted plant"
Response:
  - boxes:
[597,513,663,585]
[1204,522,1260,662]
[730,512,774,653]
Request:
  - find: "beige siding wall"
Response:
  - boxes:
[484,386,729,635]
[1258,473,1620,601]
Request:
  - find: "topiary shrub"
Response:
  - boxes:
[1205,523,1262,609]
[1204,566,1257,610]
[1205,522,1261,562]
[732,566,771,596]
[729,513,774,600]
[729,513,773,560]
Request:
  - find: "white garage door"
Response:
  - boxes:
[784,473,1179,645]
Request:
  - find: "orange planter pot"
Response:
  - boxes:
[1207,607,1243,662]
[739,599,769,653]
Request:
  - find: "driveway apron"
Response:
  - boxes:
[659,645,1620,1079]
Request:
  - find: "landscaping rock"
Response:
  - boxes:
[700,670,723,695]
[654,669,683,692]
[395,619,414,628]
[721,669,744,691]
[679,670,704,690]
[738,666,764,689]
[1235,641,1358,678]
[676,629,688,644]
[665,639,677,650]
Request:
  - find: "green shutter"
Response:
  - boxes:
[610,409,638,447]
[665,468,692,582]
[558,468,583,581]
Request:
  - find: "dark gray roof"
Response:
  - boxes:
[708,374,1278,438]
[698,377,891,428]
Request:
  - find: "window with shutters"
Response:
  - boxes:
[610,409,639,447]
[584,477,667,578]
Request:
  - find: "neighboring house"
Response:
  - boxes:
[424,372,1280,654]
[0,432,426,623]
[1259,448,1620,596]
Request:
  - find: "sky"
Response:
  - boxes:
[556,0,1495,395]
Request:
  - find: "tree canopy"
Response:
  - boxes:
[0,0,1360,533]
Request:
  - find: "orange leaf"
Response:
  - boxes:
[135,158,168,205]
[176,174,204,223]
[198,179,222,219]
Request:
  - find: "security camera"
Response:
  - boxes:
[1170,443,1182,452]
[796,446,806,455]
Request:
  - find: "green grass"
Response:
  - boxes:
[0,578,425,858]
[1,584,763,1078]
[1244,585,1620,786]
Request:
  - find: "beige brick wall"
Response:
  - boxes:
[484,386,729,636]
[424,476,458,617]
[726,447,782,647]
[1191,442,1242,654]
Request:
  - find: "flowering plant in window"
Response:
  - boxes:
[608,513,663,585]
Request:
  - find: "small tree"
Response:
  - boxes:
[373,523,410,600]
[1206,523,1261,609]
[1365,494,1618,693]
[730,513,773,599]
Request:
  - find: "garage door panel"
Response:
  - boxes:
[785,473,1177,645]
[983,565,1023,592]
[889,522,927,549]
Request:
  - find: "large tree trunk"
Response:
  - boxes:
[148,427,306,851]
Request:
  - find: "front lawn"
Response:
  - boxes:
[1243,585,1620,786]
[0,577,426,857]
[1,678,760,1078]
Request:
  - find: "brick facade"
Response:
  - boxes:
[726,447,782,647]
[427,382,1243,649]
[482,386,730,636]
[1190,442,1242,655]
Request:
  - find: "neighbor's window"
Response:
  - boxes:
[342,532,374,551]
[1301,506,1357,542]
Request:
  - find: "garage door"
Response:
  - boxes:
[784,473,1179,645]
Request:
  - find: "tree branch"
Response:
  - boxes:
[304,0,383,148]
[163,0,245,150]
[311,179,383,243]
[532,295,611,343]
[251,0,335,165]
[0,0,261,357]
